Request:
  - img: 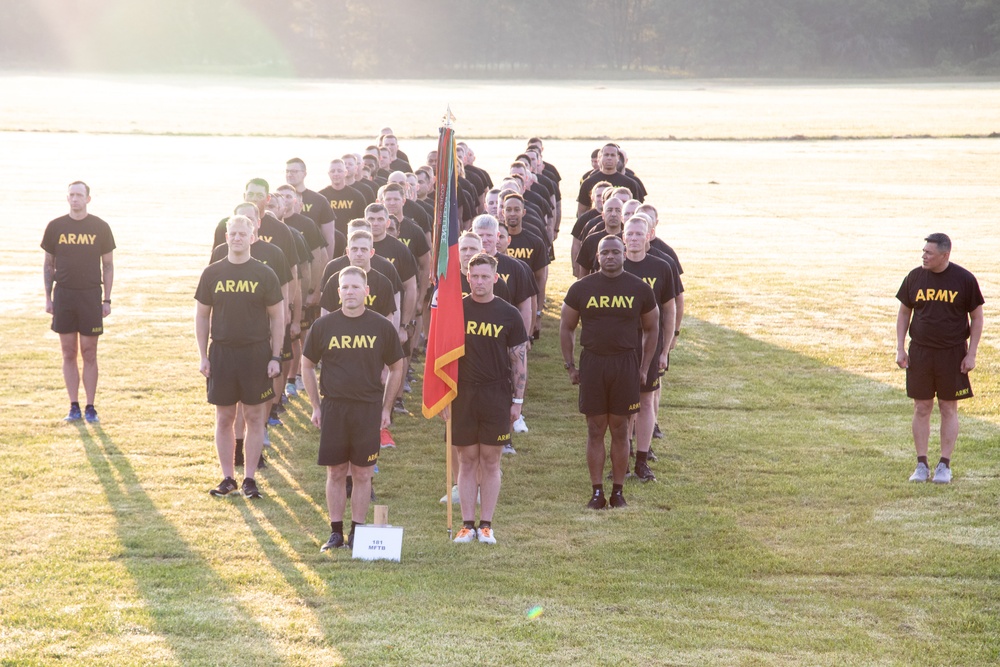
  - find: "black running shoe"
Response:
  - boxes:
[321,531,344,552]
[209,477,239,497]
[84,405,99,423]
[347,531,355,550]
[241,477,262,499]
[609,490,628,508]
[257,451,267,469]
[647,448,658,462]
[652,423,663,439]
[587,490,607,510]
[634,460,656,482]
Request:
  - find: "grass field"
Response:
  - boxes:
[1,77,998,666]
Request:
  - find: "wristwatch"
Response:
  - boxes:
[564,361,574,369]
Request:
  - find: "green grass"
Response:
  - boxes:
[3,247,998,665]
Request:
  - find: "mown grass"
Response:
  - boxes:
[2,81,999,665]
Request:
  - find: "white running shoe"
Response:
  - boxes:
[453,526,477,543]
[285,382,297,398]
[295,375,305,392]
[440,485,459,503]
[477,525,497,545]
[502,443,516,455]
[909,462,929,482]
[440,485,480,503]
[932,462,952,484]
[512,415,529,433]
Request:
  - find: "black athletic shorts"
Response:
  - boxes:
[303,305,321,330]
[578,349,640,417]
[281,323,293,362]
[51,285,103,336]
[453,380,512,447]
[318,397,381,467]
[207,340,275,406]
[906,342,973,401]
[640,342,664,393]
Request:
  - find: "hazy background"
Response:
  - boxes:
[3,0,1000,78]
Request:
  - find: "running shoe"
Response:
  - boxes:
[209,477,239,497]
[440,484,459,503]
[453,526,477,543]
[647,448,658,462]
[380,428,396,448]
[512,415,529,433]
[609,490,628,508]
[321,531,344,552]
[932,462,952,484]
[241,477,262,499]
[502,443,516,455]
[295,375,305,392]
[587,490,607,510]
[64,405,82,422]
[393,398,409,415]
[909,462,930,482]
[84,405,99,423]
[477,525,497,545]
[634,460,656,482]
[285,382,297,398]
[267,415,283,427]
[652,422,663,439]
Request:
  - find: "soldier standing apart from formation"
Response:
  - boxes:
[42,181,115,423]
[896,233,984,484]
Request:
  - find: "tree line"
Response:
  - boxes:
[3,0,999,77]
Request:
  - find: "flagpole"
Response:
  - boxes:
[443,103,455,541]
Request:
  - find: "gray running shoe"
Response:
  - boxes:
[931,462,952,484]
[909,462,930,482]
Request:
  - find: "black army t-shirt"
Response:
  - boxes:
[563,271,657,355]
[195,258,283,345]
[303,309,404,402]
[896,263,984,348]
[41,214,116,289]
[459,297,529,385]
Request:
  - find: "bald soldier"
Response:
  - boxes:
[561,236,658,510]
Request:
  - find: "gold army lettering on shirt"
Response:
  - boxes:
[327,334,378,350]
[214,280,259,293]
[585,295,635,309]
[328,200,356,210]
[466,320,504,338]
[258,234,273,244]
[507,247,533,260]
[641,277,657,290]
[58,233,98,245]
[914,289,959,304]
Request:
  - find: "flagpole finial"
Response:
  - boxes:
[443,105,456,127]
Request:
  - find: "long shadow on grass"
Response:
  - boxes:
[80,428,299,666]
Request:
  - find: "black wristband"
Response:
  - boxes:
[270,355,281,362]
[674,330,680,336]
[103,299,111,304]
